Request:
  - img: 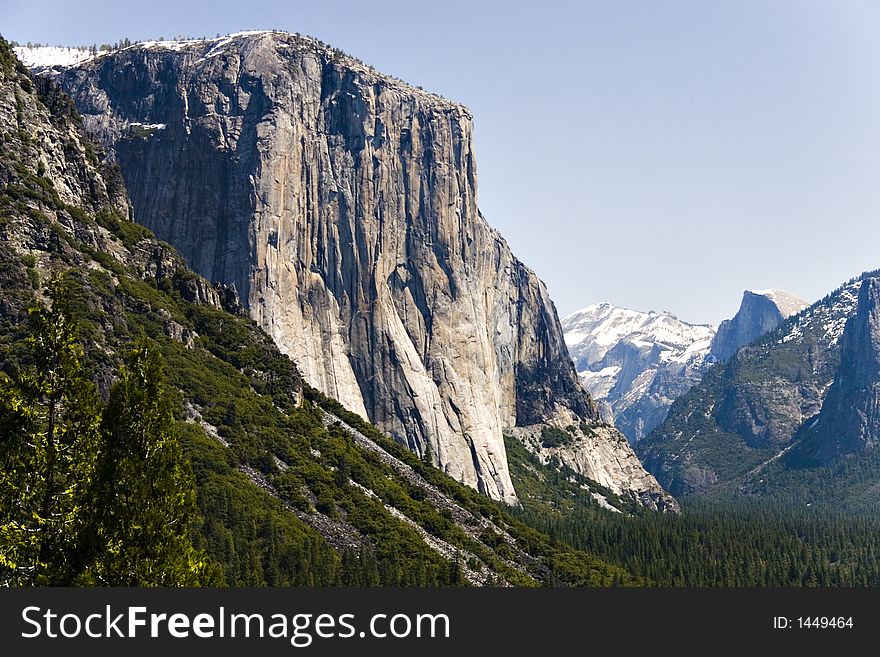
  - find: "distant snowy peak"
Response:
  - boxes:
[562,303,717,442]
[563,303,715,368]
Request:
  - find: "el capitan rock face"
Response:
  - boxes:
[38,31,672,508]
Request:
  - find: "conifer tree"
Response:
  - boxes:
[85,339,218,585]
[0,278,100,585]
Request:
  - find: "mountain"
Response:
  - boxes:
[0,37,645,585]
[562,303,716,442]
[709,289,808,361]
[637,271,880,508]
[562,291,808,444]
[789,278,880,466]
[15,32,671,509]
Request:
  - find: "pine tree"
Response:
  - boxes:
[335,454,350,488]
[0,278,101,585]
[448,550,465,586]
[84,339,217,585]
[422,442,434,466]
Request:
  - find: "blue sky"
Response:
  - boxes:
[5,0,880,323]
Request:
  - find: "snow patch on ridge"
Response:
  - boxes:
[13,46,94,69]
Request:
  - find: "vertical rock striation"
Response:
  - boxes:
[43,31,668,506]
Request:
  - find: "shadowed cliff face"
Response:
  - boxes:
[790,278,880,465]
[52,31,670,507]
[710,289,808,362]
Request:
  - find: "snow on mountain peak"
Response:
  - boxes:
[744,288,809,319]
[12,32,280,72]
[562,303,717,442]
[14,30,466,114]
[563,303,715,365]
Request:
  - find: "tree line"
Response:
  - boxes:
[505,436,880,587]
[0,277,218,585]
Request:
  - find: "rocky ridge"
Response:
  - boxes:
[563,303,715,442]
[790,278,880,465]
[638,275,865,497]
[26,31,671,508]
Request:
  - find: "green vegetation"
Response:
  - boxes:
[0,282,215,585]
[744,445,880,513]
[0,281,101,584]
[84,339,220,585]
[540,425,574,448]
[310,391,636,586]
[506,435,880,586]
[178,422,340,586]
[505,436,637,516]
[0,263,635,586]
[94,207,155,251]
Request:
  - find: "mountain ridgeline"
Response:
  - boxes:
[639,272,880,510]
[563,303,716,443]
[29,31,671,509]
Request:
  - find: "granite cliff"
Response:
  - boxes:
[710,289,808,362]
[27,32,671,507]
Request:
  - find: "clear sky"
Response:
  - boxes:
[5,0,880,324]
